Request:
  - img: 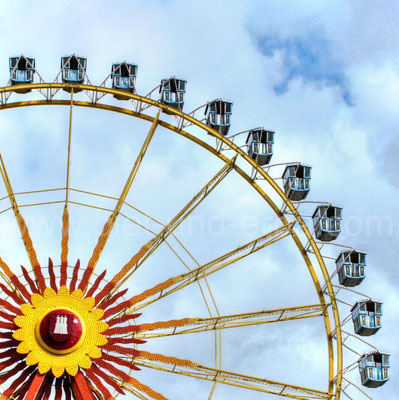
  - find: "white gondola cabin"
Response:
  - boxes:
[351,300,382,336]
[111,62,138,100]
[312,205,342,241]
[282,164,311,201]
[246,129,274,166]
[336,250,366,287]
[159,77,186,113]
[205,99,232,136]
[61,55,87,92]
[358,352,390,388]
[9,56,35,93]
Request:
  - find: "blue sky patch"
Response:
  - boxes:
[256,33,352,105]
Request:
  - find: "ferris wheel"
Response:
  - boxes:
[0,54,389,400]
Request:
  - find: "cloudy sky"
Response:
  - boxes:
[0,1,397,399]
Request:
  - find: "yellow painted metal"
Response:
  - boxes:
[0,153,41,292]
[83,108,161,286]
[64,186,231,329]
[65,89,74,204]
[111,154,237,294]
[112,109,160,218]
[129,223,294,312]
[0,83,342,399]
[136,303,330,339]
[114,379,151,400]
[0,153,20,216]
[134,359,330,400]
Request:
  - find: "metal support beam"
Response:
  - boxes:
[136,303,329,339]
[23,372,46,400]
[0,153,46,292]
[129,223,292,312]
[65,89,74,204]
[109,155,237,294]
[80,110,161,290]
[73,371,95,400]
[135,359,331,400]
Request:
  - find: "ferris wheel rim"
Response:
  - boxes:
[0,82,343,399]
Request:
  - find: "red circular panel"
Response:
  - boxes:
[39,309,83,351]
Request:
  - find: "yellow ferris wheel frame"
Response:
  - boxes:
[0,82,343,400]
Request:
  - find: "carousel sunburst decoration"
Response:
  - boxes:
[13,284,108,377]
[0,171,199,400]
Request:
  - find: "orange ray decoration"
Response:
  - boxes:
[0,207,199,400]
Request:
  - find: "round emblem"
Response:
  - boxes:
[38,309,84,353]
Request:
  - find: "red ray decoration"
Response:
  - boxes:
[71,377,84,400]
[90,363,125,395]
[102,343,139,357]
[74,371,95,400]
[85,270,106,298]
[63,377,72,400]
[0,298,21,316]
[0,332,14,340]
[106,337,146,346]
[96,359,168,400]
[14,380,30,400]
[23,371,46,400]
[21,265,40,294]
[55,378,63,400]
[0,257,31,300]
[48,258,58,291]
[85,368,114,400]
[0,340,18,349]
[0,348,20,360]
[106,313,141,327]
[101,352,141,371]
[98,288,128,309]
[105,325,140,336]
[69,259,81,292]
[0,310,17,322]
[0,354,26,370]
[42,376,54,400]
[0,283,24,306]
[0,366,36,399]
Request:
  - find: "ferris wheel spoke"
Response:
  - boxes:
[65,89,74,205]
[60,205,70,287]
[23,371,46,400]
[124,223,293,313]
[0,153,46,293]
[85,367,116,400]
[59,89,74,288]
[61,377,72,400]
[73,370,96,400]
[0,364,36,399]
[0,258,30,301]
[115,380,155,400]
[135,304,329,339]
[95,155,237,303]
[79,109,161,292]
[120,378,169,400]
[92,358,169,400]
[135,359,330,400]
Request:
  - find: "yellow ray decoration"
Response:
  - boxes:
[13,286,108,378]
